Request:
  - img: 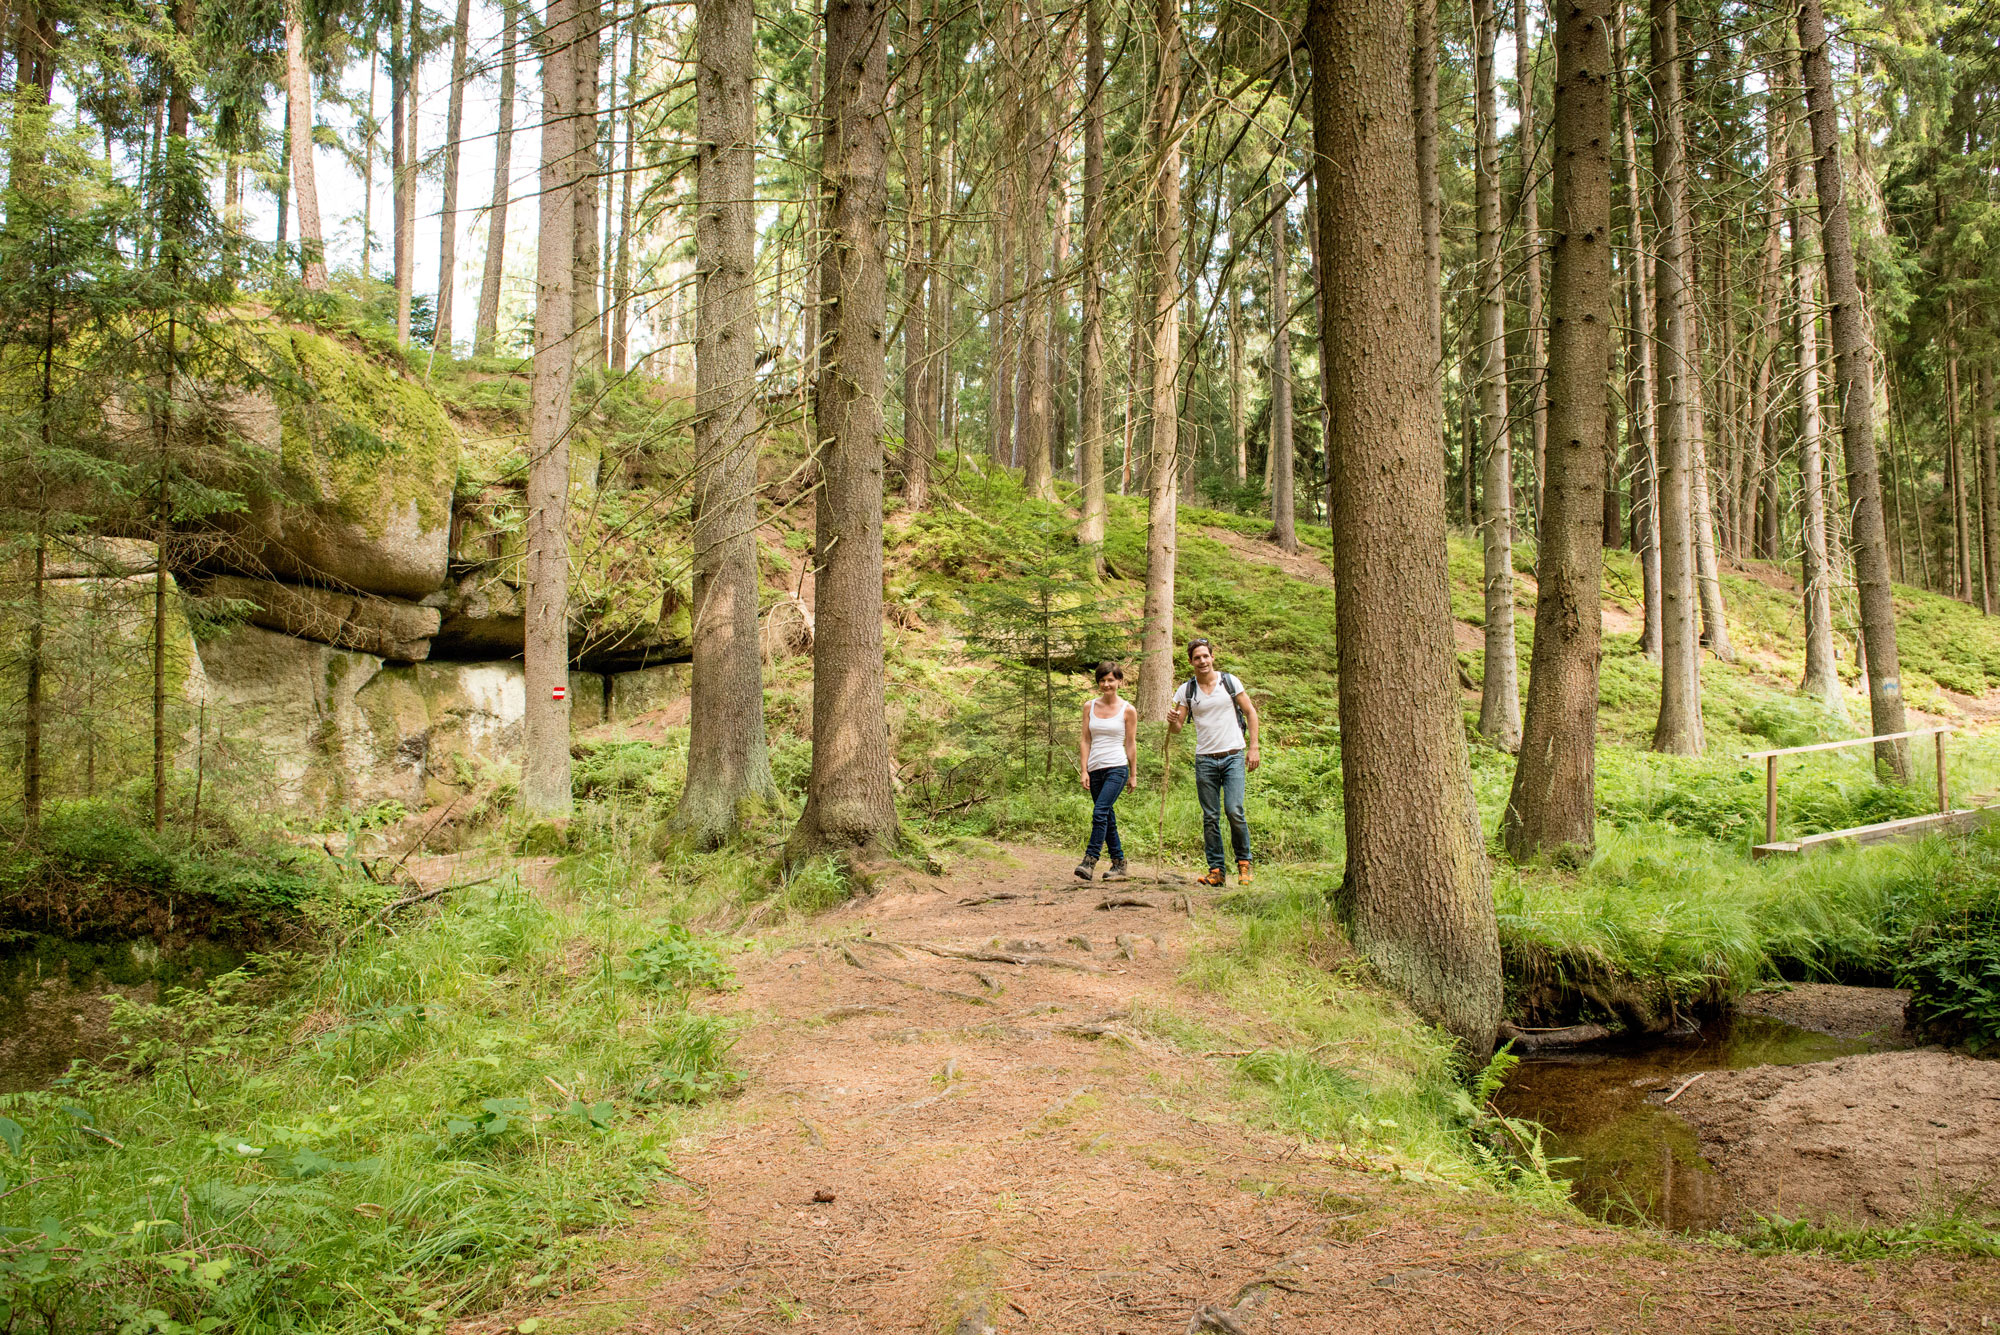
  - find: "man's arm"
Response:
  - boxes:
[1238,691,1261,771]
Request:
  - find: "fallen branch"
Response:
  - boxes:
[337,875,499,950]
[1661,1071,1708,1104]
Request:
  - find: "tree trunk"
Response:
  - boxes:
[1077,0,1108,551]
[1945,322,1972,602]
[1517,0,1547,526]
[1503,0,1611,862]
[1019,12,1056,501]
[1792,153,1844,718]
[1267,190,1296,553]
[1797,0,1907,779]
[899,0,931,506]
[1687,298,1733,662]
[1308,0,1501,1062]
[1614,2,1658,659]
[524,0,579,817]
[1228,254,1246,486]
[476,0,517,356]
[611,5,640,371]
[677,0,780,846]
[571,0,603,371]
[790,0,900,858]
[1414,0,1442,360]
[391,0,411,342]
[1649,0,1701,754]
[284,0,328,290]
[1980,365,1998,615]
[1136,0,1182,722]
[1474,0,1520,749]
[431,0,472,351]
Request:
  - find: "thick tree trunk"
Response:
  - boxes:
[284,0,329,290]
[1614,3,1659,659]
[1517,0,1547,525]
[1503,0,1611,862]
[1019,17,1056,501]
[1798,0,1907,778]
[677,0,780,847]
[899,0,931,506]
[1077,0,1108,551]
[1650,0,1701,754]
[525,0,579,817]
[475,0,518,356]
[434,0,472,351]
[1267,193,1296,552]
[1308,0,1501,1062]
[572,0,603,370]
[1474,0,1520,749]
[790,0,900,858]
[1793,198,1844,717]
[1136,0,1182,722]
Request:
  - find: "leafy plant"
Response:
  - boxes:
[616,924,733,996]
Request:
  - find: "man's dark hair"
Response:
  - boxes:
[1093,661,1125,684]
[1187,638,1213,663]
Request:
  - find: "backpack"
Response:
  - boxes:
[1178,672,1248,737]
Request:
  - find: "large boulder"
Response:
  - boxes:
[206,575,440,661]
[200,328,458,600]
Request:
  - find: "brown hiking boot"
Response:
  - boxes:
[1197,867,1227,888]
[1237,861,1254,887]
[1102,860,1130,882]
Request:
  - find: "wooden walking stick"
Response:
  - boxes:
[1157,723,1172,878]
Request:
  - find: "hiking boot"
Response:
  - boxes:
[1237,861,1254,887]
[1074,857,1098,881]
[1196,867,1227,888]
[1103,860,1130,882]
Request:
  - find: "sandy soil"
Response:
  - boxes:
[450,846,2000,1334]
[1669,1048,2000,1228]
[1735,984,1916,1049]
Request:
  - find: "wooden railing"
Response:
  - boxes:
[1742,727,1949,849]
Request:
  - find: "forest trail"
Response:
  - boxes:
[455,845,2000,1335]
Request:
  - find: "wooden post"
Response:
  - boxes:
[1936,729,1948,812]
[1766,754,1778,846]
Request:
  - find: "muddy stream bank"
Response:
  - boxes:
[1495,984,2000,1233]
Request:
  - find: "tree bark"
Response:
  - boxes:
[1792,154,1844,718]
[1136,0,1183,722]
[1797,0,1907,779]
[1614,2,1659,659]
[1019,8,1056,501]
[1503,0,1611,862]
[1228,248,1246,486]
[570,0,603,371]
[1267,189,1296,552]
[1414,0,1442,360]
[1517,0,1547,526]
[1475,0,1520,749]
[1077,0,1108,551]
[525,0,579,817]
[790,0,901,858]
[475,0,518,356]
[899,0,931,506]
[391,0,413,343]
[284,0,329,290]
[1980,364,1998,615]
[1687,298,1733,661]
[677,0,780,847]
[431,0,472,350]
[1308,0,1501,1062]
[1945,319,1972,602]
[1649,0,1701,754]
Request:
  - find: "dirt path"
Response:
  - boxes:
[463,846,1999,1334]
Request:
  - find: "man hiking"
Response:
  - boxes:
[1166,638,1261,886]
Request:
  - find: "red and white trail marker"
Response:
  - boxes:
[551,684,568,702]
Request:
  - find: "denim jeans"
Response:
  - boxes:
[1194,751,1252,870]
[1085,765,1128,862]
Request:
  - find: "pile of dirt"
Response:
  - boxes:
[1668,1048,2000,1227]
[1734,984,1915,1049]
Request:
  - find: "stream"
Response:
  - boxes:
[1493,1012,1878,1231]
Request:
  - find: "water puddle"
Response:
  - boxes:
[1493,1014,1875,1231]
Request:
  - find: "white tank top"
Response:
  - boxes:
[1086,699,1133,771]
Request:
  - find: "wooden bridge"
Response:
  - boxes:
[1746,726,1999,859]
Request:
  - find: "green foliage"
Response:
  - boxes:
[1894,829,2000,1050]
[616,924,734,996]
[1742,1208,2000,1261]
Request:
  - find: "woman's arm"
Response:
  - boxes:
[1079,705,1094,789]
[1124,704,1138,781]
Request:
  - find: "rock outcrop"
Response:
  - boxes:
[205,576,441,661]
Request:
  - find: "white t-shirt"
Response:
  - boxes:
[1086,699,1134,771]
[1182,674,1248,755]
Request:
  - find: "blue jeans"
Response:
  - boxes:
[1195,751,1252,870]
[1085,765,1128,862]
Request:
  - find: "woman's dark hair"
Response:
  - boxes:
[1093,661,1125,684]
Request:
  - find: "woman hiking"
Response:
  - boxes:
[1076,661,1137,882]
